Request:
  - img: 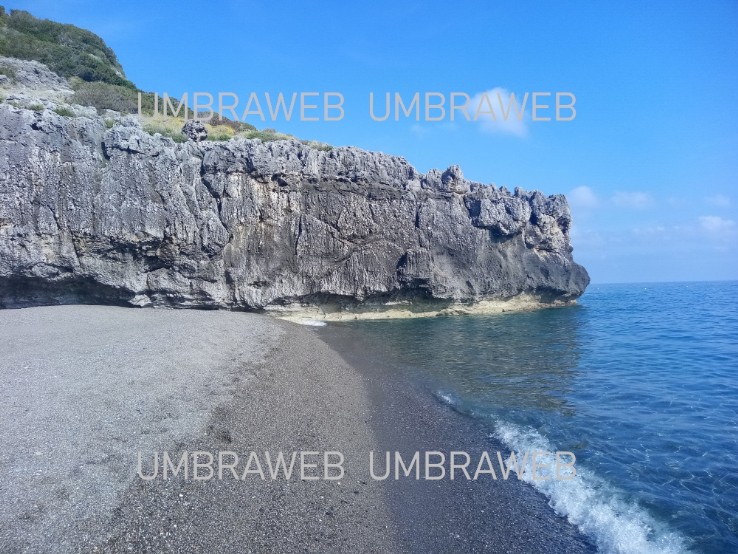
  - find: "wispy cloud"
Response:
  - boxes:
[706,194,731,208]
[699,215,736,234]
[570,226,607,248]
[629,224,690,242]
[409,121,457,139]
[568,186,599,209]
[410,124,430,139]
[469,88,528,137]
[612,191,652,210]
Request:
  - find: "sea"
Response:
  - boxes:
[321,281,738,553]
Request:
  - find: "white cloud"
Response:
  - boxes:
[410,122,457,138]
[612,191,652,209]
[568,186,599,209]
[569,226,606,248]
[628,224,692,245]
[699,215,736,234]
[706,194,731,208]
[410,124,429,138]
[468,88,528,137]
[631,225,667,236]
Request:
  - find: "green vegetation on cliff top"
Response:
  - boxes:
[0,6,133,88]
[0,6,331,149]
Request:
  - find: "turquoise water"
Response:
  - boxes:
[331,281,738,553]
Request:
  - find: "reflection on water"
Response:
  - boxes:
[332,306,584,427]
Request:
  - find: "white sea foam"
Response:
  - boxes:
[495,422,690,554]
[437,392,455,406]
[297,319,327,327]
[436,391,690,554]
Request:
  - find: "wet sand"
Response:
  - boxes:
[318,322,595,553]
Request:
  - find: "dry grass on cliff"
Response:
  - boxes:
[139,113,331,150]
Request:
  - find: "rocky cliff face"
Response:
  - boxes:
[0,63,589,318]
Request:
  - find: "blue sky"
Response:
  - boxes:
[12,0,738,283]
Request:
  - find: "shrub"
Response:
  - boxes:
[28,102,44,111]
[301,139,333,151]
[236,128,293,142]
[206,116,257,133]
[69,79,163,116]
[205,123,235,141]
[71,80,138,114]
[0,63,15,81]
[142,116,187,143]
[54,106,74,117]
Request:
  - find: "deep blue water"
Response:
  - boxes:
[329,282,738,553]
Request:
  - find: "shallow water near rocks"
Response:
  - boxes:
[323,281,738,553]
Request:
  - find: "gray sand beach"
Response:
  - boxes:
[0,305,593,552]
[0,306,393,552]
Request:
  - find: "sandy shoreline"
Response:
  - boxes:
[0,306,393,552]
[0,305,593,552]
[319,322,595,553]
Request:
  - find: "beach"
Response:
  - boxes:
[0,305,592,552]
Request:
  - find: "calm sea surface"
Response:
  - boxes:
[327,281,738,553]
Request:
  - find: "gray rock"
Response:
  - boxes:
[0,97,589,313]
[0,56,71,91]
[181,119,207,142]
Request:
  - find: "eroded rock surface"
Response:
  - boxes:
[0,61,589,315]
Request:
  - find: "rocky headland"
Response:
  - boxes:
[0,54,589,319]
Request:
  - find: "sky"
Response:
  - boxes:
[10,0,738,283]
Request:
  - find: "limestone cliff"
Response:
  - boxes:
[0,60,589,318]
